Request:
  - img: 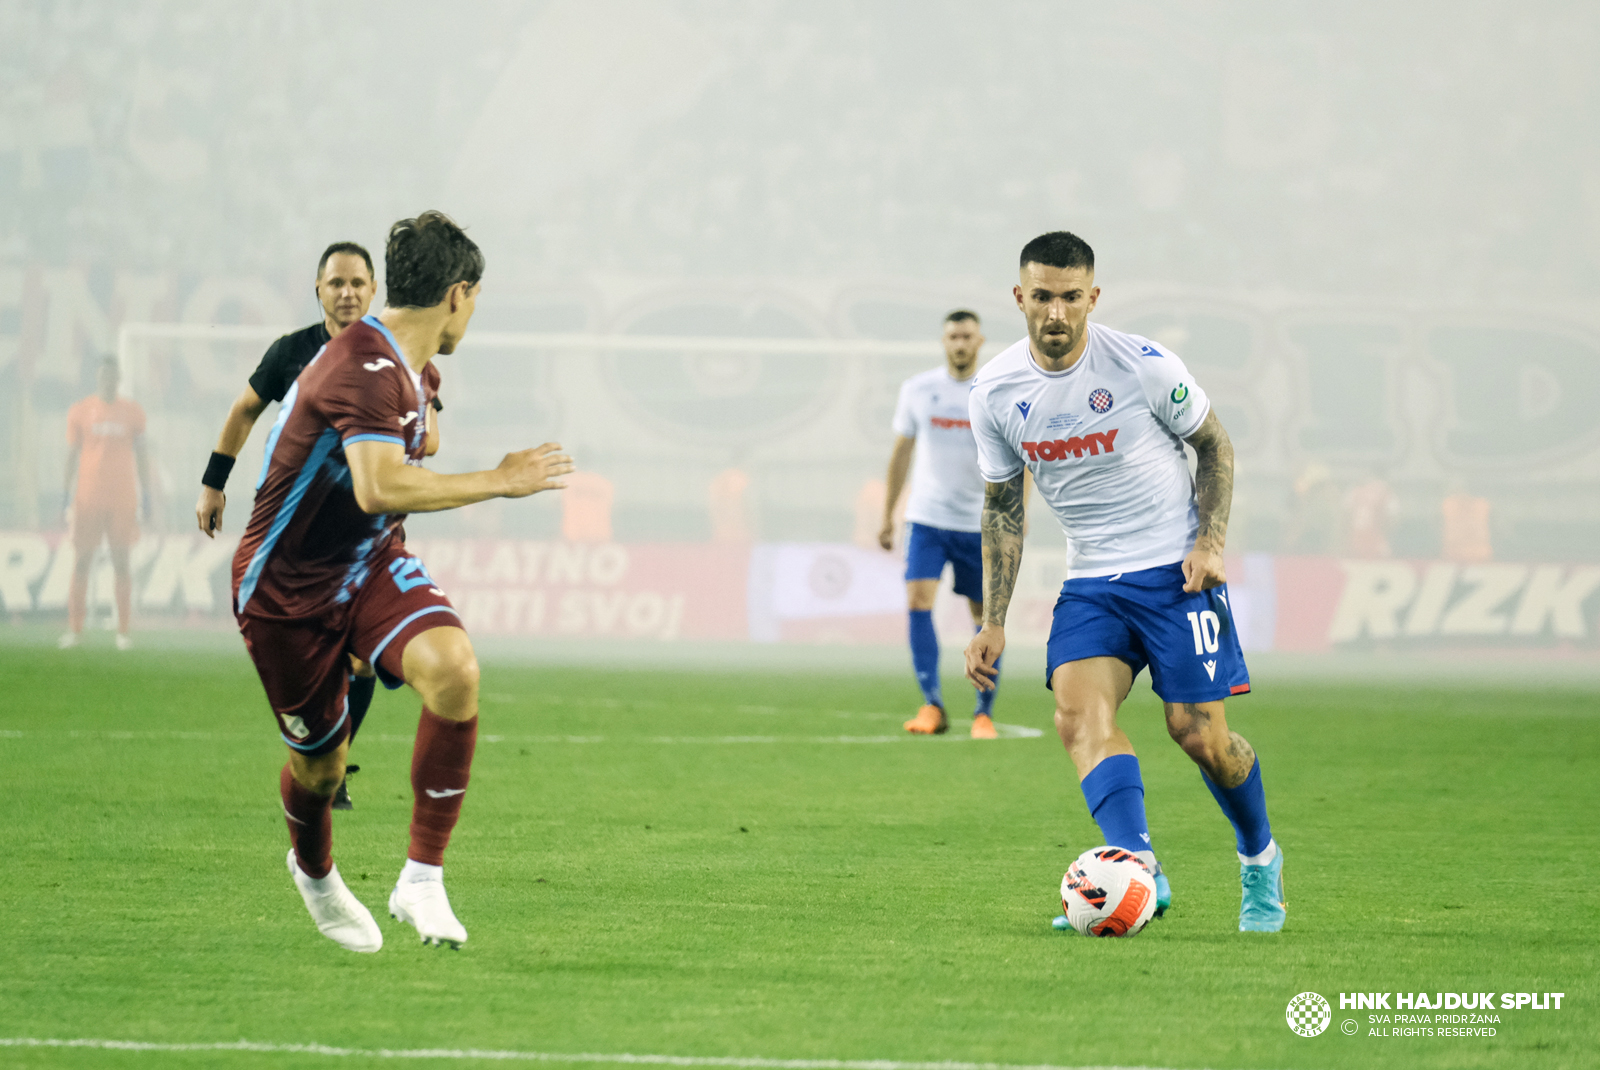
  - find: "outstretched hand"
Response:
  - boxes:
[1181,547,1226,592]
[964,624,1006,691]
[498,443,574,498]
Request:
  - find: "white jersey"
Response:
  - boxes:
[891,366,985,533]
[968,322,1211,577]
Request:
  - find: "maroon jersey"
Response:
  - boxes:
[233,315,439,622]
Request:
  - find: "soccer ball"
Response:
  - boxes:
[1060,846,1158,937]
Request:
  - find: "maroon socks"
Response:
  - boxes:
[278,707,476,878]
[280,763,334,879]
[408,708,478,866]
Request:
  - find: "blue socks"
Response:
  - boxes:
[347,673,376,744]
[1080,754,1153,854]
[910,614,1006,716]
[1202,757,1273,858]
[908,610,942,708]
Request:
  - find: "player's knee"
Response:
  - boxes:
[1167,716,1222,767]
[1053,699,1106,749]
[1175,732,1220,768]
[404,629,478,697]
[420,651,477,700]
[303,766,345,796]
[445,654,480,699]
[293,751,346,796]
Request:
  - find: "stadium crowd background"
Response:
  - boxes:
[1,1,1596,656]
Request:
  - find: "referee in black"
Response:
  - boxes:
[196,241,376,537]
[195,240,436,810]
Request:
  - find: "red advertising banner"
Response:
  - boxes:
[403,539,748,641]
[3,531,1595,657]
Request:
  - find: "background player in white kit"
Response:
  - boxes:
[879,311,1006,739]
[964,232,1285,933]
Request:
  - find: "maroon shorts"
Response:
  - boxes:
[238,542,461,756]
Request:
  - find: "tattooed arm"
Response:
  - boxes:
[963,472,1026,689]
[1181,408,1234,592]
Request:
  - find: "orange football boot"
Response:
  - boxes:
[970,714,998,739]
[903,704,948,734]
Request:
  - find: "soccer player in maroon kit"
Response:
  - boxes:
[233,211,572,952]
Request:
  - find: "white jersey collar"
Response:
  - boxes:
[1025,328,1094,380]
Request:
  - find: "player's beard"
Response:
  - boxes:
[1033,319,1080,361]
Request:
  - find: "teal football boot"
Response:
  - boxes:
[1239,846,1286,932]
[1051,913,1072,931]
[1151,860,1172,918]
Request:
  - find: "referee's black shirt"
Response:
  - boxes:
[247,320,443,412]
[247,322,330,404]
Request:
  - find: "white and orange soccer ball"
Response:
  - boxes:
[1060,846,1158,937]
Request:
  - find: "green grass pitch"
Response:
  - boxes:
[0,639,1595,1070]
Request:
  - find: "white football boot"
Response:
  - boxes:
[286,849,383,953]
[389,870,468,949]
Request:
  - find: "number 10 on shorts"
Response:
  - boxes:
[1186,610,1220,655]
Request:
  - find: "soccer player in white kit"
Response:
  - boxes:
[963,232,1285,933]
[879,311,1003,739]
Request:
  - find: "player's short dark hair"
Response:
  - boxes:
[384,211,485,309]
[316,241,374,280]
[1020,231,1095,273]
[944,309,980,325]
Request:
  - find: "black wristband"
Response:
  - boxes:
[202,451,236,491]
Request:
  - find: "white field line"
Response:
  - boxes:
[0,726,1043,744]
[0,1038,1176,1070]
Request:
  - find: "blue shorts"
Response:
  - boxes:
[1045,562,1250,704]
[904,522,983,602]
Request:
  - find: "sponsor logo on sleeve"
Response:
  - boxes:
[1171,384,1190,403]
[363,357,396,372]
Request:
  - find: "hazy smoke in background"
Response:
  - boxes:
[2,1,1597,654]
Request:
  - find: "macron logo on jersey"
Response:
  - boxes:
[1015,400,1032,419]
[363,357,396,372]
[1021,428,1118,461]
[1139,344,1164,358]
